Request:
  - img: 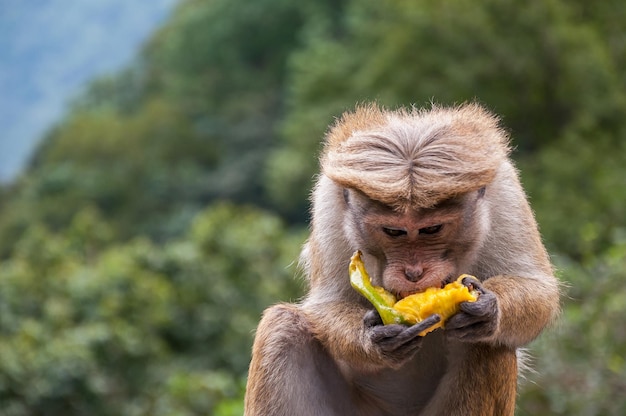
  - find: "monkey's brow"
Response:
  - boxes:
[430,195,467,211]
[417,201,467,220]
[357,190,468,217]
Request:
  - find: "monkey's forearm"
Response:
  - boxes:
[302,298,391,369]
[484,274,560,347]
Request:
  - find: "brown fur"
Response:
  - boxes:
[245,103,560,416]
[322,103,510,209]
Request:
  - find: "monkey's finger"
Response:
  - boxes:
[371,314,440,345]
[369,324,406,343]
[446,320,497,342]
[393,314,441,343]
[363,309,383,328]
[375,324,428,354]
[446,312,484,330]
[461,275,486,294]
[376,315,441,352]
[446,300,498,341]
[370,315,442,347]
[459,292,497,317]
[413,314,442,334]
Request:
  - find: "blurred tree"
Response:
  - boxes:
[0,0,348,246]
[268,0,626,227]
[139,0,346,215]
[158,202,305,373]
[0,221,172,415]
[518,240,626,415]
[69,66,150,115]
[0,99,218,255]
[0,203,303,415]
[521,130,626,259]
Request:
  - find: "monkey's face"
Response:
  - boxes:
[347,191,483,299]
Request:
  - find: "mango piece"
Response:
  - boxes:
[394,275,479,335]
[349,250,479,335]
[349,251,410,325]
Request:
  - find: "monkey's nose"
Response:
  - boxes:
[404,266,423,282]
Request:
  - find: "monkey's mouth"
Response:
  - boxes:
[396,288,429,300]
[395,274,455,299]
[396,291,416,300]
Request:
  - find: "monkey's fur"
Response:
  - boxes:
[245,103,560,416]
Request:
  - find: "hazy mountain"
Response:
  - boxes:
[0,0,178,183]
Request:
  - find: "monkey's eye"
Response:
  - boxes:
[382,227,407,237]
[419,224,443,235]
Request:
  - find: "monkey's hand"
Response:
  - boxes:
[445,276,499,342]
[364,309,441,367]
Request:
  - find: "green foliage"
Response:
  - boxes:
[0,204,303,415]
[0,224,172,415]
[0,99,217,251]
[520,131,626,258]
[136,0,340,214]
[0,0,625,413]
[519,241,626,415]
[268,0,626,214]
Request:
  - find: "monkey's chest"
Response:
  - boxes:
[350,331,449,414]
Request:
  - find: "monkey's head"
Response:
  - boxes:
[321,103,510,298]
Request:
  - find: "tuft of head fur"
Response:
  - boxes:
[321,103,511,210]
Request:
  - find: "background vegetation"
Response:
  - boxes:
[1,0,625,414]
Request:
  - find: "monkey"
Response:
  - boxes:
[244,103,560,416]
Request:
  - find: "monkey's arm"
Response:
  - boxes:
[435,274,558,352]
[447,164,560,347]
[446,273,558,348]
[485,273,559,346]
[245,303,357,415]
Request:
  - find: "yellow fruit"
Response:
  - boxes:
[373,286,398,309]
[349,250,479,335]
[393,276,479,335]
[349,251,407,325]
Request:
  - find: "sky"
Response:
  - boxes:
[0,0,179,183]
